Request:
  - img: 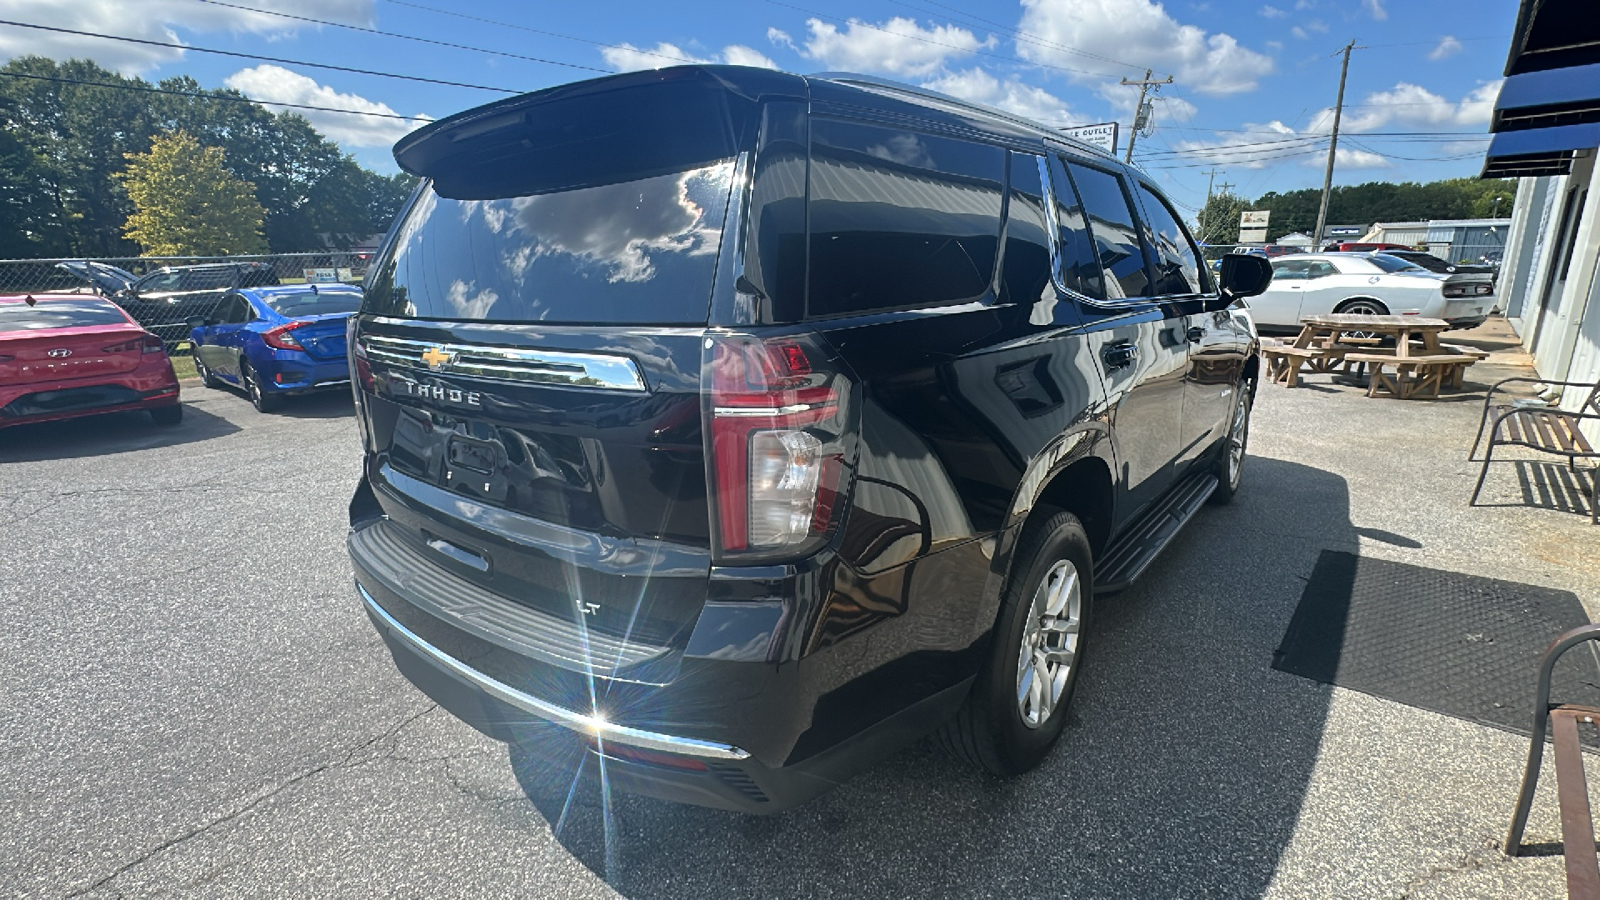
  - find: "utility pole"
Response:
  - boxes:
[1121,68,1173,163]
[1200,168,1222,242]
[1313,40,1359,252]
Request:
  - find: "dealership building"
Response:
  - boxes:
[1486,0,1600,445]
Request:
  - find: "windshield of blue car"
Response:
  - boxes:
[261,291,363,317]
[0,299,130,331]
[1365,254,1428,273]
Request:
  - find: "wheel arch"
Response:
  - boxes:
[1333,295,1390,314]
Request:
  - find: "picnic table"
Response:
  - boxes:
[1261,314,1483,399]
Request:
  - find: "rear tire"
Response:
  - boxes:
[149,405,183,426]
[242,362,280,413]
[1333,297,1390,316]
[1208,380,1252,505]
[938,511,1093,776]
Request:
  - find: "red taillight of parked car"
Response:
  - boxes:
[1443,283,1494,298]
[262,321,306,350]
[705,333,854,560]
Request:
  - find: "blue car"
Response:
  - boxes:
[187,284,362,412]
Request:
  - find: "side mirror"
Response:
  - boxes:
[185,315,208,329]
[1213,253,1273,307]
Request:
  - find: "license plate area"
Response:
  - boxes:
[448,436,496,474]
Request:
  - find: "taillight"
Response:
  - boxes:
[1443,284,1468,298]
[101,335,165,354]
[705,333,855,561]
[262,321,305,350]
[142,335,164,354]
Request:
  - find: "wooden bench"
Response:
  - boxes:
[1345,352,1474,400]
[1439,343,1491,388]
[1261,338,1343,387]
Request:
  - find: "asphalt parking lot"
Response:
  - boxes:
[3,324,1599,899]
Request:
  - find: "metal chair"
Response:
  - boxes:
[1469,379,1600,525]
[1505,625,1600,899]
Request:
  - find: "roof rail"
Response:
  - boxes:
[811,72,1116,160]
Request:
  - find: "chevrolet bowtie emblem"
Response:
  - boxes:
[420,346,454,370]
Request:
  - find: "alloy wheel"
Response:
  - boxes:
[1227,390,1249,488]
[1016,559,1082,729]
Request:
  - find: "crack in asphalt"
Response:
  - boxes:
[63,703,440,897]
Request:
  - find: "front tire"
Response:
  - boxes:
[193,352,219,388]
[1208,380,1252,505]
[939,511,1093,775]
[241,362,280,413]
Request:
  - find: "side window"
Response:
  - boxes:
[1044,154,1105,299]
[1134,183,1206,295]
[807,118,1005,318]
[141,272,183,293]
[1270,259,1311,281]
[1307,261,1338,279]
[1064,161,1152,299]
[1001,152,1053,309]
[220,295,250,324]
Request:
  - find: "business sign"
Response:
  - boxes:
[1240,210,1271,228]
[1059,122,1119,155]
[303,267,340,283]
[1326,226,1364,237]
[1239,229,1268,244]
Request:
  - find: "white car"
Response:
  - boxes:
[1246,253,1496,332]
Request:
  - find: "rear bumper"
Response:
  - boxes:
[0,379,178,428]
[351,510,977,813]
[259,352,351,394]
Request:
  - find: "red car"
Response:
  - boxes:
[0,294,182,428]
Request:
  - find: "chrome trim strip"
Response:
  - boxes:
[712,403,830,417]
[358,584,752,761]
[359,335,647,392]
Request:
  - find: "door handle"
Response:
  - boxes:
[1186,326,1206,343]
[1102,342,1138,370]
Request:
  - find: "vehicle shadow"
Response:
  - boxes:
[510,456,1353,899]
[274,390,355,419]
[0,404,240,463]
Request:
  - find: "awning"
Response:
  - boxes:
[1481,122,1600,178]
[1492,62,1600,132]
[1504,0,1600,75]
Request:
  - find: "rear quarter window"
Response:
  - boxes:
[1065,162,1152,300]
[806,119,1004,318]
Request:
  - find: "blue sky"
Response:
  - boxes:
[0,0,1520,217]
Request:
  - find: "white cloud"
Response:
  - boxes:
[600,41,778,72]
[722,45,779,69]
[767,28,797,52]
[800,16,994,78]
[1016,0,1273,95]
[1429,35,1463,61]
[600,42,716,71]
[1295,0,1316,7]
[1362,0,1388,20]
[223,65,428,147]
[924,67,1083,125]
[1170,122,1315,169]
[1260,5,1287,17]
[1266,40,1284,50]
[1455,81,1501,125]
[1304,80,1501,133]
[1309,146,1388,168]
[1291,26,1307,39]
[0,0,373,74]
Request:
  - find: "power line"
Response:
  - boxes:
[765,0,1122,78]
[197,0,609,74]
[382,0,710,66]
[0,18,524,93]
[1141,144,1329,170]
[0,69,430,121]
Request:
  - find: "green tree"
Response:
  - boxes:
[115,130,267,255]
[1197,191,1247,245]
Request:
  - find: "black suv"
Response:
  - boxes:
[347,66,1269,813]
[114,261,279,344]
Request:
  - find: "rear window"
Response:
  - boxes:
[365,79,750,326]
[1366,254,1426,273]
[0,300,129,331]
[262,291,363,317]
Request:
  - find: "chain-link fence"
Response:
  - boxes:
[0,252,371,352]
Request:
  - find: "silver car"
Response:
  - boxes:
[1246,252,1495,332]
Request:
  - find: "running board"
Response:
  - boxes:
[1094,471,1218,594]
